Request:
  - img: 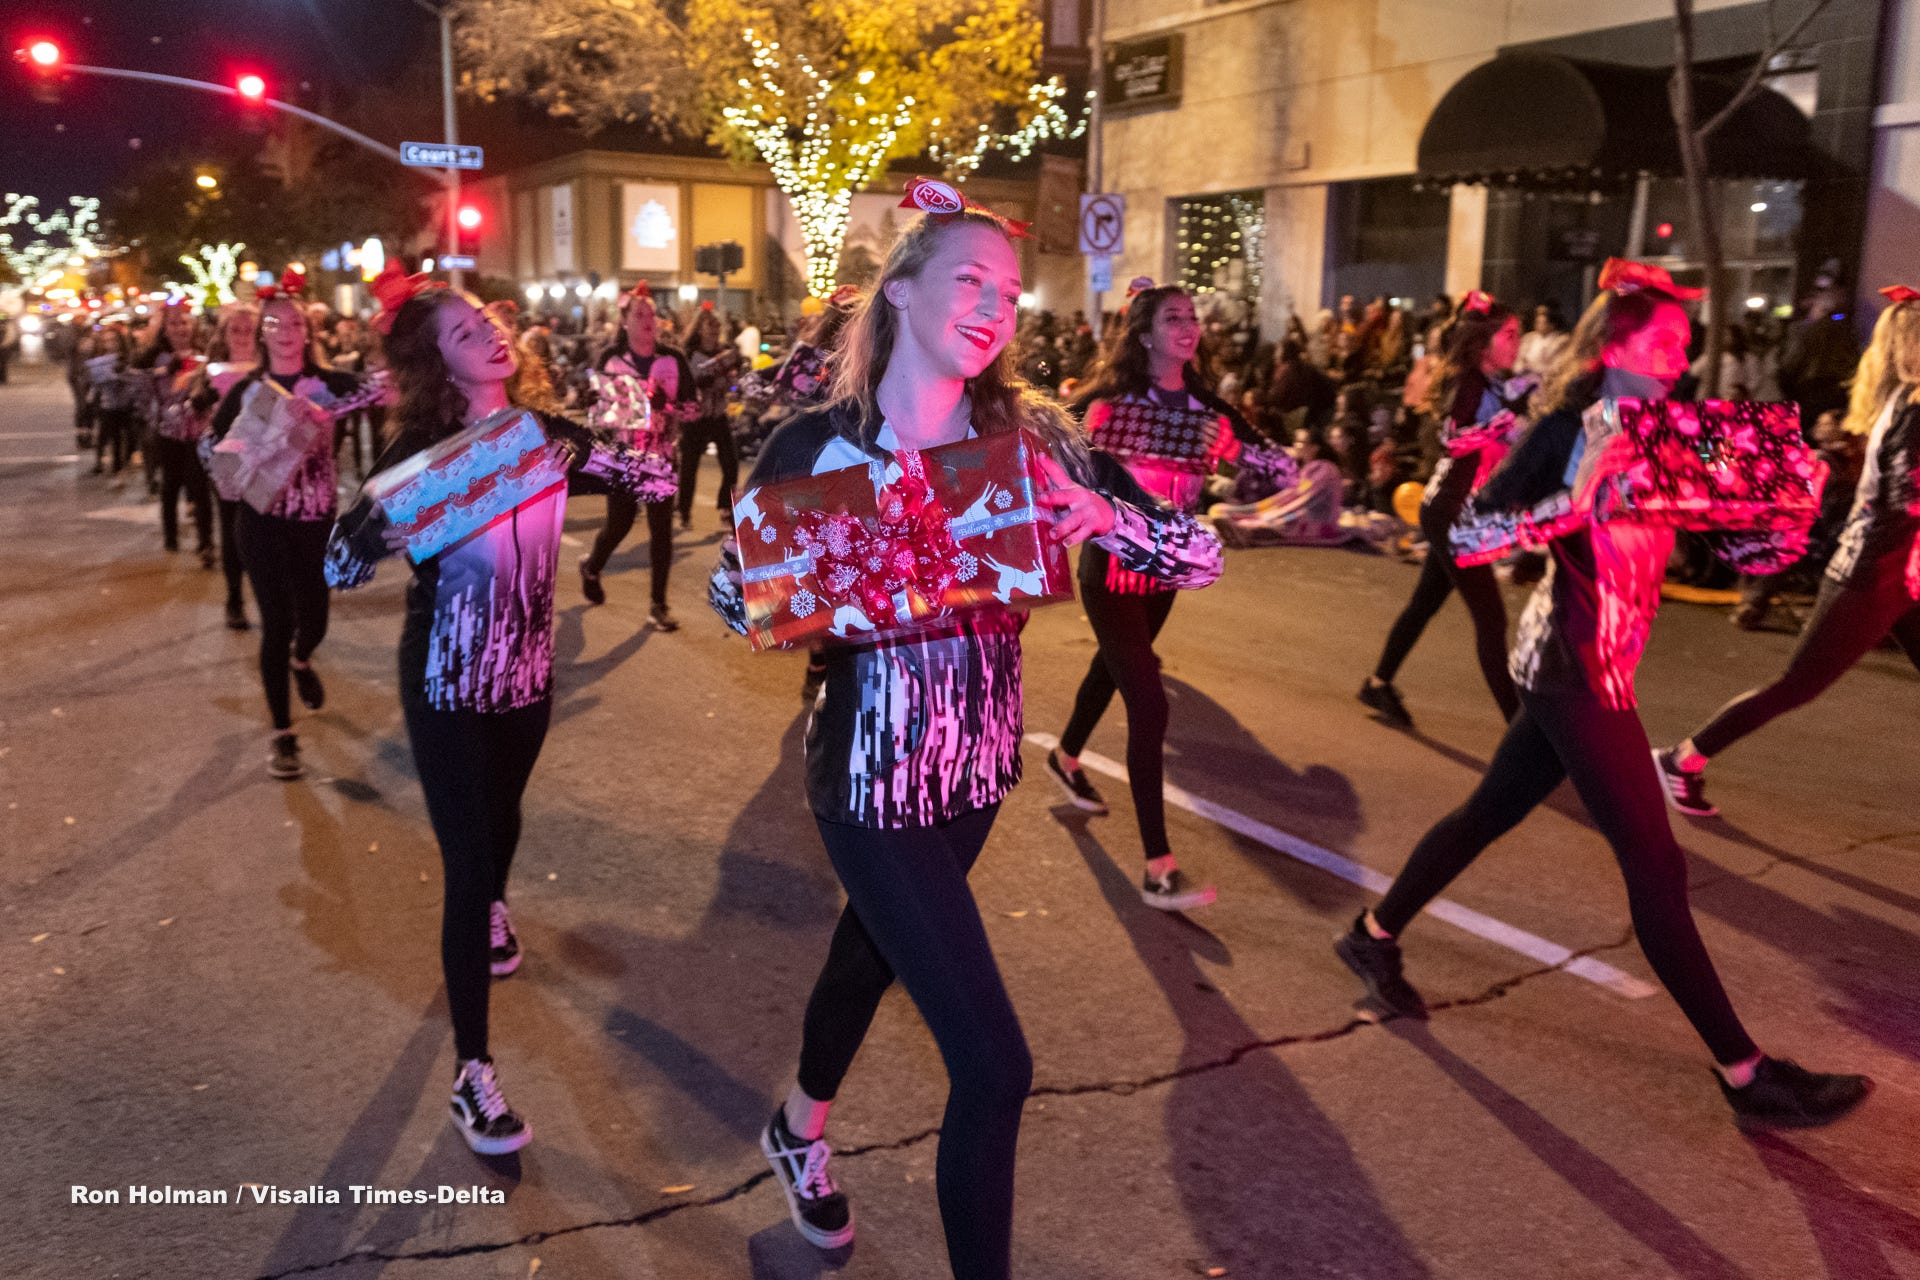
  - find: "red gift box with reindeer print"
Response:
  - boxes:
[732,429,1073,651]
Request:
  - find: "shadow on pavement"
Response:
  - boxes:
[1749,1129,1920,1280]
[1064,821,1432,1279]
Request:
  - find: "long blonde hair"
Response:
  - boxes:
[1842,299,1920,436]
[828,210,1078,456]
[1535,287,1678,416]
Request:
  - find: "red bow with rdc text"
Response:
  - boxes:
[1880,285,1920,306]
[254,265,309,303]
[1597,258,1704,301]
[898,177,1032,239]
[368,261,445,335]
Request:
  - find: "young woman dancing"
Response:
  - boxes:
[137,301,215,566]
[677,305,744,531]
[709,190,1221,1276]
[207,291,362,780]
[195,304,263,628]
[1048,283,1255,911]
[1360,293,1527,727]
[576,283,696,626]
[1655,286,1920,816]
[1336,261,1872,1128]
[326,270,675,1154]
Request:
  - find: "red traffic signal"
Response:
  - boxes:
[456,204,482,231]
[236,73,266,100]
[22,39,62,67]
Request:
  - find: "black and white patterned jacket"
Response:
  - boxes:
[1826,393,1920,591]
[325,409,675,713]
[709,405,1223,828]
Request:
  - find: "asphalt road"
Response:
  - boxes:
[3,361,1917,1280]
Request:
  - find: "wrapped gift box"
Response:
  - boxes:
[360,407,570,562]
[733,428,1072,652]
[586,370,664,450]
[208,379,331,513]
[1592,399,1826,531]
[918,430,1072,613]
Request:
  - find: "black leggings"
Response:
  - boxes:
[1059,577,1177,859]
[1373,684,1758,1066]
[1373,498,1518,720]
[585,493,675,607]
[677,415,739,521]
[95,407,136,474]
[217,498,246,612]
[236,509,332,732]
[798,805,1030,1280]
[1691,561,1920,759]
[155,436,212,552]
[403,698,551,1063]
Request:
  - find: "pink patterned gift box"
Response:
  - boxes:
[360,408,570,563]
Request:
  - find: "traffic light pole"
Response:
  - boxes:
[437,6,463,291]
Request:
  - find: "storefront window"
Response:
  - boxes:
[1324,176,1449,311]
[1640,178,1801,313]
[1172,190,1263,311]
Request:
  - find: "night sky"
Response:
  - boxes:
[2,0,438,205]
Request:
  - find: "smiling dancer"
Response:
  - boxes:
[1337,260,1872,1128]
[136,301,215,566]
[1049,282,1255,911]
[327,268,675,1156]
[207,285,363,779]
[576,283,696,627]
[1360,291,1528,727]
[710,182,1221,1277]
[1655,285,1920,817]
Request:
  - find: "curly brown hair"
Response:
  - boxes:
[380,290,557,446]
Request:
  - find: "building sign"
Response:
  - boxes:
[1079,194,1126,256]
[1104,35,1182,111]
[550,184,575,273]
[400,142,484,170]
[621,182,681,273]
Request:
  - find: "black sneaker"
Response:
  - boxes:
[199,546,217,571]
[225,600,249,631]
[268,732,303,781]
[579,556,606,605]
[760,1108,854,1249]
[449,1057,532,1155]
[1357,679,1414,728]
[649,602,680,632]
[292,662,325,711]
[1044,749,1108,815]
[800,662,827,707]
[1334,914,1427,1020]
[1653,748,1717,818]
[1720,1057,1871,1129]
[489,900,521,977]
[1141,866,1217,911]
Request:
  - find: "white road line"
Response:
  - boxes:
[1025,732,1659,999]
[561,534,584,547]
[0,453,81,465]
[0,431,73,440]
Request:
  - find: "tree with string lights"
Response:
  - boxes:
[2,194,105,290]
[453,0,1084,296]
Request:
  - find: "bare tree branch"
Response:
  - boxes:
[1697,0,1836,139]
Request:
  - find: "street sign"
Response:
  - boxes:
[437,254,476,271]
[1079,194,1125,256]
[1088,253,1113,293]
[400,141,484,170]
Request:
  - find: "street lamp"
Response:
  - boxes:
[195,174,218,190]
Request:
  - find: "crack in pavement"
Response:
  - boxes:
[255,931,1640,1276]
[1687,828,1920,897]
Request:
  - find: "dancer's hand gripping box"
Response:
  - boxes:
[360,407,570,563]
[732,428,1073,651]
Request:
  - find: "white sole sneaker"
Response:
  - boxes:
[449,1109,531,1156]
[759,1125,855,1250]
[1141,883,1218,911]
[1044,755,1109,815]
[490,951,521,978]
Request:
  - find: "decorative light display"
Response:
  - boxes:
[720,27,914,297]
[179,242,245,306]
[1174,190,1264,305]
[928,84,1093,181]
[2,193,103,288]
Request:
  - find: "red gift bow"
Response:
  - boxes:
[255,265,309,303]
[1881,285,1920,306]
[898,176,1033,239]
[1597,258,1704,301]
[796,451,963,624]
[1460,289,1496,315]
[369,261,445,335]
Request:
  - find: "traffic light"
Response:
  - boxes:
[22,39,61,67]
[16,38,64,103]
[695,241,744,278]
[236,73,266,100]
[456,204,483,257]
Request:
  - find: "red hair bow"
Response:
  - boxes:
[256,265,308,303]
[368,261,443,335]
[1460,289,1496,315]
[827,284,863,310]
[1597,257,1704,301]
[1880,285,1920,306]
[897,176,1033,239]
[1126,276,1156,298]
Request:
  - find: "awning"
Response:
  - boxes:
[1417,52,1816,189]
